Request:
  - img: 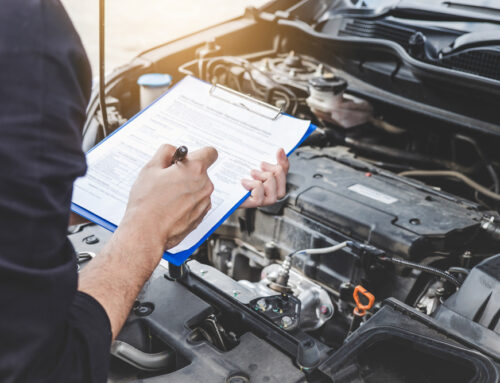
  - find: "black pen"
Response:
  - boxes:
[171,145,188,165]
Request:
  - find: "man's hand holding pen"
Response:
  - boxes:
[122,144,217,253]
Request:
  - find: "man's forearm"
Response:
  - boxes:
[78,217,164,339]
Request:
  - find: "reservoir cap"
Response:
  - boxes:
[309,74,347,94]
[137,73,172,88]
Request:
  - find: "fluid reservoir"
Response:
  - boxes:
[306,74,373,128]
[137,73,172,110]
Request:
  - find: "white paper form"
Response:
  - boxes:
[72,76,311,256]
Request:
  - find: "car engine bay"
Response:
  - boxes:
[72,1,500,382]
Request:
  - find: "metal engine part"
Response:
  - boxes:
[252,51,335,92]
[239,263,334,331]
[188,259,333,332]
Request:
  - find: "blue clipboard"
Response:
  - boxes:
[71,77,316,265]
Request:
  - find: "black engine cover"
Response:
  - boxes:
[286,146,483,260]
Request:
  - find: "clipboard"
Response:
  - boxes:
[209,84,283,120]
[71,76,316,266]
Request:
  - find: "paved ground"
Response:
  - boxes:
[61,0,267,73]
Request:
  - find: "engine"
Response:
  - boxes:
[74,16,500,382]
[178,47,500,331]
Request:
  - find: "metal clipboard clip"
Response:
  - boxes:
[209,83,283,121]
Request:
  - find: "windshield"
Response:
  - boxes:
[62,0,268,72]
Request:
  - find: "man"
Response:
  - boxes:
[0,1,289,382]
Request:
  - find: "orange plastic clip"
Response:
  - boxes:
[353,285,375,316]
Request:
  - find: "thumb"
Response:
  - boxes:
[189,146,219,170]
[148,144,177,168]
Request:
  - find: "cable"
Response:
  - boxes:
[265,87,291,112]
[99,0,109,136]
[206,56,300,114]
[296,241,351,256]
[452,134,499,193]
[271,242,351,290]
[378,256,462,287]
[399,170,500,202]
[447,266,469,276]
[211,64,242,92]
[345,138,476,174]
[369,116,406,134]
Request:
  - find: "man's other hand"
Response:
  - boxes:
[240,148,289,208]
[122,144,218,251]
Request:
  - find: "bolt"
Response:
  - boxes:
[281,316,293,328]
[256,299,267,311]
[461,251,472,268]
[200,269,208,276]
[319,304,331,316]
[436,287,445,296]
[232,290,241,298]
[134,302,154,317]
[206,39,217,50]
[137,306,149,315]
[83,235,99,245]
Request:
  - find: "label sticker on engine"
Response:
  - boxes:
[348,184,398,205]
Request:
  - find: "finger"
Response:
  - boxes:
[250,170,274,183]
[189,146,219,170]
[261,161,279,173]
[149,144,177,168]
[246,172,278,205]
[241,178,261,191]
[262,176,278,205]
[240,179,264,208]
[261,162,286,198]
[277,148,289,174]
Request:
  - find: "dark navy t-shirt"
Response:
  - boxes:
[0,1,111,382]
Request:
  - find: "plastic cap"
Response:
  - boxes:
[137,73,172,88]
[296,339,320,370]
[308,75,347,94]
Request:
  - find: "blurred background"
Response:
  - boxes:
[61,0,268,73]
